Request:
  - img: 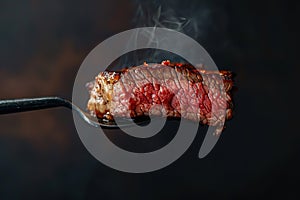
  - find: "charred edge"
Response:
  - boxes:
[104,61,233,84]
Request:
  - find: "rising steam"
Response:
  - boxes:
[133,0,214,41]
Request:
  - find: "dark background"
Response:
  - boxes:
[0,0,298,199]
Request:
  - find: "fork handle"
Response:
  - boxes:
[0,97,72,114]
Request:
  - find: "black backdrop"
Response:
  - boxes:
[0,0,298,199]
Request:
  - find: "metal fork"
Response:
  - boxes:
[0,97,141,128]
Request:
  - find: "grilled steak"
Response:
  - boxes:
[87,61,234,127]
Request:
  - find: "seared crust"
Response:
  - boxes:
[87,61,234,126]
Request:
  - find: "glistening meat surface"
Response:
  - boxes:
[87,61,233,127]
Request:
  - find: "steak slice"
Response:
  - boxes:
[87,61,234,127]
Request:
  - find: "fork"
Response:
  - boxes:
[0,97,141,128]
